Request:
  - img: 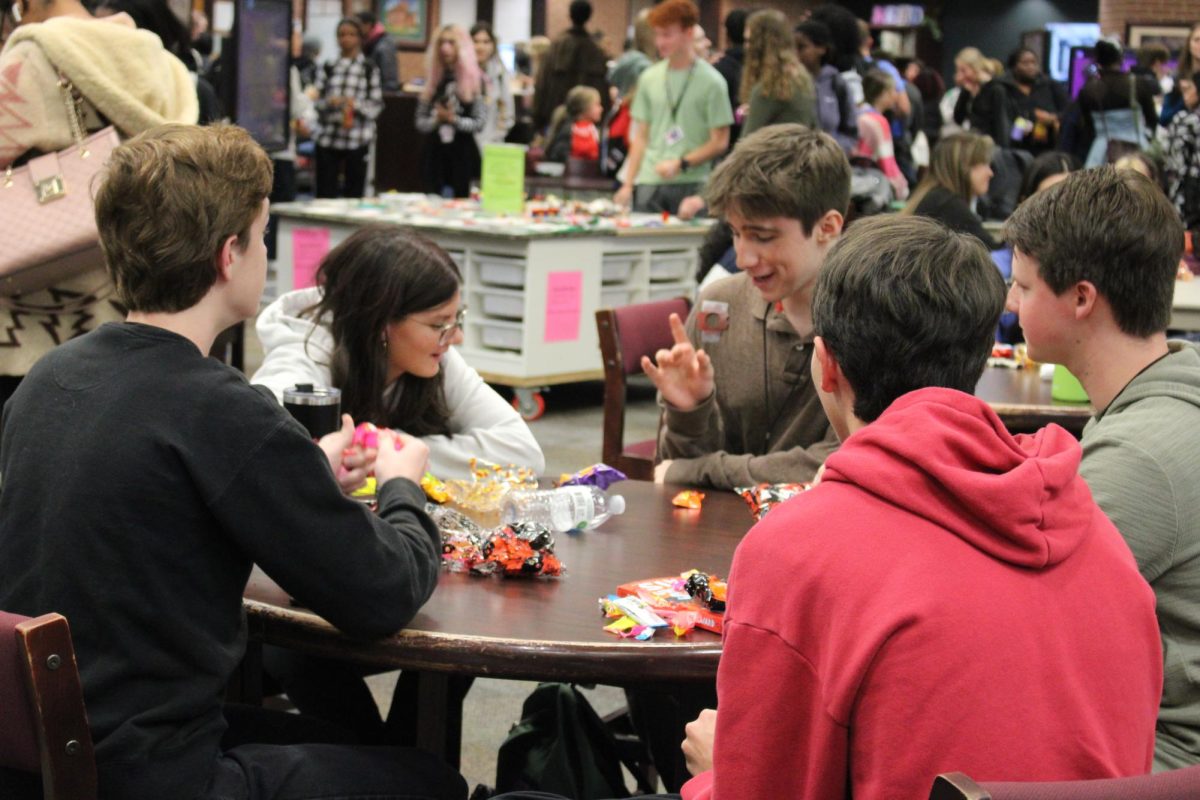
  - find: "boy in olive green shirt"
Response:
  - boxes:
[1006,166,1200,771]
[613,0,732,215]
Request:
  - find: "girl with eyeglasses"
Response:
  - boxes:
[253,225,544,479]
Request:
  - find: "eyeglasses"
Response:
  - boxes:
[418,306,467,346]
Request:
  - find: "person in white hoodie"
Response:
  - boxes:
[254,224,543,742]
[253,225,544,479]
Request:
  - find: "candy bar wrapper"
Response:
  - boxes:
[672,490,705,509]
[734,482,811,521]
[557,463,628,491]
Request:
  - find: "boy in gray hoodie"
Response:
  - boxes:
[1006,166,1200,771]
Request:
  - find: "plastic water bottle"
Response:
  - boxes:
[500,486,626,532]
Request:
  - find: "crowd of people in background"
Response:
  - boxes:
[9,1,1200,798]
[17,0,1200,241]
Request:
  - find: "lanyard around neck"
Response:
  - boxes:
[666,61,697,124]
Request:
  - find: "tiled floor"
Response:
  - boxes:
[244,322,664,793]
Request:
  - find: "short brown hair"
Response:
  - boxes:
[647,0,698,30]
[705,124,850,234]
[813,215,1005,422]
[95,123,273,313]
[1005,166,1183,337]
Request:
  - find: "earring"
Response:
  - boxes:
[381,333,388,349]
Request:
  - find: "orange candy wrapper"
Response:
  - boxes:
[672,490,705,509]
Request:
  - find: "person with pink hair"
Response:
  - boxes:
[415,23,486,197]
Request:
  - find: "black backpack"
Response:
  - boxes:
[494,683,631,799]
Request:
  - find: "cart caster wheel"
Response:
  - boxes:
[512,391,546,421]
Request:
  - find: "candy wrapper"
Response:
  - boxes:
[734,482,811,521]
[602,569,727,637]
[672,490,705,509]
[421,472,449,503]
[443,458,539,527]
[439,518,563,578]
[557,463,627,491]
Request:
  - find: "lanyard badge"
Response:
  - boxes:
[697,300,729,344]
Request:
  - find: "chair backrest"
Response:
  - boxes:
[0,612,97,800]
[931,767,1200,800]
[595,297,691,478]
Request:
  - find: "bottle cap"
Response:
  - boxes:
[609,494,626,515]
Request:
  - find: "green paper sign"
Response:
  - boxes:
[481,143,527,215]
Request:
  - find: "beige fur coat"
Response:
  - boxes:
[0,13,198,375]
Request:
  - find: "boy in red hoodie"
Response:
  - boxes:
[678,214,1163,800]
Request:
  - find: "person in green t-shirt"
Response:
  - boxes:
[613,0,733,215]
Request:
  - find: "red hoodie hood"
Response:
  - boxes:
[821,387,1094,569]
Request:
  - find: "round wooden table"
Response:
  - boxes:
[241,481,754,763]
[974,366,1092,436]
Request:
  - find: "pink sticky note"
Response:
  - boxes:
[544,271,583,343]
[292,228,330,289]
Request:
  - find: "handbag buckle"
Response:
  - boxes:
[36,176,66,204]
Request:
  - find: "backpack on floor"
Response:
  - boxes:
[494,682,631,799]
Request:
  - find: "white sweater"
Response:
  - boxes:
[252,288,545,479]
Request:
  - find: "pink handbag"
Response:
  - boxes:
[0,75,118,300]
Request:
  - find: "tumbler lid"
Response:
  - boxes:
[282,384,342,406]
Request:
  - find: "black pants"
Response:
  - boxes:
[261,647,474,747]
[315,145,369,199]
[213,704,466,799]
[625,682,717,793]
[262,645,387,743]
[1,705,467,800]
[422,134,480,198]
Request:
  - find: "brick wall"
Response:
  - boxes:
[1099,0,1200,39]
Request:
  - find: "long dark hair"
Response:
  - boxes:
[307,226,462,436]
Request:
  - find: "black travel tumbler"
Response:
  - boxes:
[282,384,342,439]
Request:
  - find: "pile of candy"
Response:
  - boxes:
[441,458,539,526]
[600,569,727,639]
[556,463,627,491]
[734,482,811,521]
[431,504,564,578]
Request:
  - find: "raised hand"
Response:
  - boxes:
[641,312,714,412]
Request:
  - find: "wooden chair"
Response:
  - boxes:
[595,296,691,481]
[930,766,1200,800]
[0,612,97,800]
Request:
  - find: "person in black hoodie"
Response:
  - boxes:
[999,47,1066,155]
[0,123,466,800]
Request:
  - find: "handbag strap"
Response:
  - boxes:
[2,73,92,187]
[56,72,90,153]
